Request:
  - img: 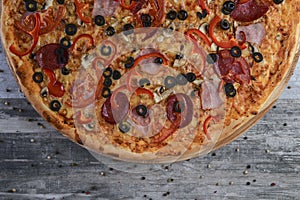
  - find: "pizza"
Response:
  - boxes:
[1,0,300,162]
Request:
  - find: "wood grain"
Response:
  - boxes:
[0,28,300,200]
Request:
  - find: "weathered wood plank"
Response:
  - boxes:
[0,99,299,199]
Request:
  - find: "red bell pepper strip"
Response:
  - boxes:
[203,116,213,140]
[198,0,210,14]
[185,29,212,46]
[43,68,65,97]
[135,88,154,99]
[71,34,95,51]
[132,52,168,69]
[75,111,93,124]
[209,15,246,49]
[120,0,137,9]
[151,117,181,143]
[9,13,41,57]
[74,0,92,23]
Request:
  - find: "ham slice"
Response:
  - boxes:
[201,80,223,110]
[92,0,120,17]
[236,23,266,45]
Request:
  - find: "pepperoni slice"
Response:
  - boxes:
[230,0,270,22]
[215,50,251,85]
[166,93,194,128]
[101,92,129,124]
[36,44,69,70]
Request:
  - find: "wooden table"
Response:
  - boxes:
[0,40,299,199]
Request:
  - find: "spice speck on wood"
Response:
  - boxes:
[270,182,276,187]
[100,171,106,176]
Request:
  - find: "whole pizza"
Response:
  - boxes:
[1,0,299,162]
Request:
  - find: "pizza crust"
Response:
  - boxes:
[1,0,300,162]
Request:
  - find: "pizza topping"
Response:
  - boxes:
[101,92,129,124]
[49,100,62,112]
[130,106,151,127]
[273,0,284,4]
[39,6,66,35]
[92,0,119,17]
[9,13,41,57]
[56,0,65,5]
[230,46,242,58]
[123,23,134,35]
[74,0,92,23]
[135,105,148,117]
[40,87,48,97]
[61,67,70,75]
[186,72,196,82]
[124,57,135,68]
[173,101,184,113]
[209,15,246,49]
[201,80,223,110]
[132,52,168,69]
[230,0,270,22]
[135,88,154,99]
[118,121,131,133]
[166,93,193,128]
[164,76,177,89]
[177,10,188,21]
[60,37,72,49]
[75,111,93,124]
[25,0,37,12]
[141,14,152,27]
[220,19,231,30]
[196,10,208,20]
[70,34,94,52]
[222,1,235,15]
[207,53,217,64]
[103,78,112,87]
[224,83,236,97]
[103,67,113,78]
[166,10,177,20]
[215,50,250,84]
[43,68,65,97]
[100,45,112,56]
[252,52,263,63]
[112,70,122,80]
[36,44,69,70]
[176,73,188,85]
[94,15,105,26]
[32,72,44,83]
[101,87,111,98]
[198,0,210,14]
[139,78,151,87]
[236,23,266,45]
[65,23,77,36]
[203,116,213,139]
[105,26,115,36]
[185,29,212,46]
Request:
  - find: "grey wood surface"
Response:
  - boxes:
[0,39,300,200]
